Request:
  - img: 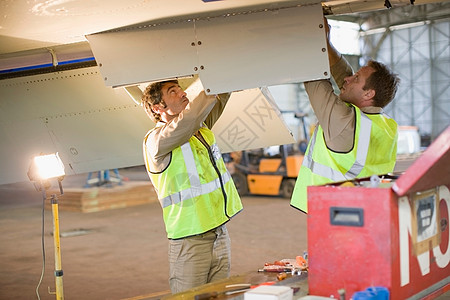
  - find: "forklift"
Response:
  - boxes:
[229,112,308,198]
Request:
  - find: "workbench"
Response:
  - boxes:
[161,271,309,299]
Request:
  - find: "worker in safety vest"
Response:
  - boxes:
[141,80,243,294]
[291,19,400,213]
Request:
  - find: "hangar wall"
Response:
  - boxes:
[360,3,450,143]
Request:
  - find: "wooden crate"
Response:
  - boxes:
[46,181,158,213]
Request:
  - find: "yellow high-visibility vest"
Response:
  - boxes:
[290,105,397,213]
[143,125,243,239]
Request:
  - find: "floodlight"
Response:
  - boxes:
[29,153,65,181]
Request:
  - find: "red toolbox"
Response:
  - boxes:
[307,126,450,299]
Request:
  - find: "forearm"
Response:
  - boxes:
[324,17,353,88]
[204,93,231,129]
[327,39,342,68]
[324,17,341,69]
[331,55,354,90]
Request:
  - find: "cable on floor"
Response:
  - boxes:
[36,189,47,300]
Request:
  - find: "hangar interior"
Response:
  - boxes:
[276,2,450,147]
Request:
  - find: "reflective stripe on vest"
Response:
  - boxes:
[153,132,232,208]
[159,143,232,208]
[303,110,372,182]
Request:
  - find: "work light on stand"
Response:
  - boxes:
[28,152,66,300]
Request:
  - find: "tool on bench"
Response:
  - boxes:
[194,284,251,299]
[277,272,288,281]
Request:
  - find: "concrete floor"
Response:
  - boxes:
[0,166,307,300]
[1,161,448,300]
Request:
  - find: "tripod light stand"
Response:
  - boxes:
[28,153,66,300]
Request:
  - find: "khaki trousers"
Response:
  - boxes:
[168,224,231,294]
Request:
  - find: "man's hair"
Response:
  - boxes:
[364,60,400,108]
[141,80,178,122]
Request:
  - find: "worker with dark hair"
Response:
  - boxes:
[291,19,400,213]
[141,80,243,293]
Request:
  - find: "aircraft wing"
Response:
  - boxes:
[212,88,296,153]
[0,0,442,56]
[0,70,294,185]
[85,3,328,93]
[0,66,153,185]
[183,78,296,153]
[0,0,440,185]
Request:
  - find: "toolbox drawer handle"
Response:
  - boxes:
[330,207,364,227]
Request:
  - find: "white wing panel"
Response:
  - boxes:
[212,87,295,152]
[184,78,295,152]
[196,4,328,93]
[87,23,198,87]
[87,3,329,93]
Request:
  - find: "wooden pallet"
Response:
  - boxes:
[45,181,158,213]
